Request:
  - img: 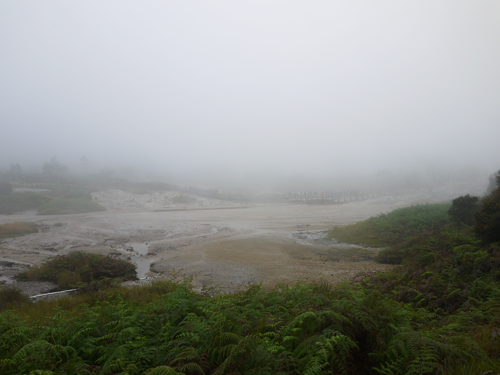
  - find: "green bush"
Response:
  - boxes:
[0,286,30,311]
[17,252,136,288]
[474,187,500,244]
[36,198,105,215]
[56,271,82,289]
[448,194,479,226]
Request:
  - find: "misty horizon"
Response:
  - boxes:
[1,1,499,188]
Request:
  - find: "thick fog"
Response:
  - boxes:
[1,1,499,187]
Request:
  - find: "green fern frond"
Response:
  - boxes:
[142,366,183,375]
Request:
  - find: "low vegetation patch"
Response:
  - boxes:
[1,274,499,374]
[40,183,95,200]
[0,286,30,311]
[327,203,450,247]
[0,192,49,214]
[0,222,38,238]
[17,251,137,289]
[36,198,105,215]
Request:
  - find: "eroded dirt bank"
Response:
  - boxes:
[0,184,480,295]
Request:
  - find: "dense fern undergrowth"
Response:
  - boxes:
[2,192,500,374]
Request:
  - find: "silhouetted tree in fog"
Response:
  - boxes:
[42,157,69,176]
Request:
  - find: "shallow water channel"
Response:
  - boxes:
[116,242,152,279]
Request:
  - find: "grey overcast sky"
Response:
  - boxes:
[1,1,499,182]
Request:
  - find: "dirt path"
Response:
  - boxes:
[0,186,471,295]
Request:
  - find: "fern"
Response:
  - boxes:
[142,366,184,375]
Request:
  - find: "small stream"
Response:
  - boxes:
[127,243,151,279]
[116,242,153,279]
[115,227,219,279]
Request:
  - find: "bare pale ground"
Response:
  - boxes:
[0,180,486,295]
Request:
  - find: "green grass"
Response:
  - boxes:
[36,198,105,215]
[0,222,39,238]
[17,251,137,289]
[327,203,450,247]
[0,192,49,214]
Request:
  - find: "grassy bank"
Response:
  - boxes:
[0,192,49,214]
[327,203,450,247]
[0,184,103,216]
[36,198,105,215]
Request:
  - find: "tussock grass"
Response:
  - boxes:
[0,222,38,238]
[0,286,30,311]
[17,252,136,289]
[36,198,105,215]
[0,192,49,214]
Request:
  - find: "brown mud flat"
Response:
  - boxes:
[151,236,392,293]
[0,185,477,296]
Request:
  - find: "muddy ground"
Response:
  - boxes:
[0,181,485,295]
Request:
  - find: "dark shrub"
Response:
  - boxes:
[17,252,137,288]
[474,188,500,244]
[375,247,403,264]
[448,194,480,226]
[0,286,30,310]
